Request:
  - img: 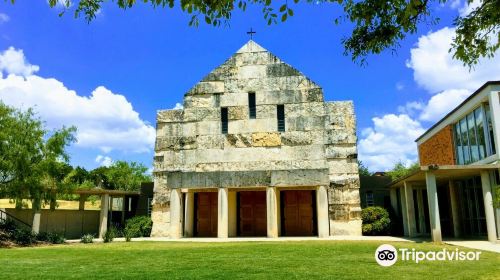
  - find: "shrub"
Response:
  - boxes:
[36,231,50,242]
[124,228,133,242]
[48,232,65,244]
[80,233,94,244]
[103,227,117,243]
[125,216,152,238]
[361,206,391,236]
[36,231,65,244]
[12,228,37,246]
[0,219,18,236]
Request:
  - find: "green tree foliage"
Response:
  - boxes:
[358,160,372,176]
[7,0,491,66]
[68,161,152,191]
[0,102,76,211]
[386,161,420,181]
[103,161,152,191]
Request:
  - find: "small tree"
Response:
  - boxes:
[358,161,372,176]
[105,161,152,191]
[386,161,420,181]
[0,102,76,232]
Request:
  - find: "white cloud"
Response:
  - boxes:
[406,27,500,93]
[360,24,499,172]
[172,102,183,110]
[95,155,113,167]
[397,101,424,116]
[358,114,426,171]
[0,13,9,24]
[459,0,482,16]
[418,89,471,121]
[0,47,40,77]
[0,47,155,154]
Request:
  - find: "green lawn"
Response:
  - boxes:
[0,241,498,279]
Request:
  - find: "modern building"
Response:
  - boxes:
[150,40,362,238]
[390,81,500,242]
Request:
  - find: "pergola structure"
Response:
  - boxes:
[73,189,140,238]
[389,164,499,243]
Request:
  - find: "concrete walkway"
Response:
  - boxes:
[68,235,420,243]
[444,240,500,254]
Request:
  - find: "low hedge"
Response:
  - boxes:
[361,206,391,235]
[125,216,152,238]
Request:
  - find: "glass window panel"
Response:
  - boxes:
[485,105,496,155]
[454,123,464,164]
[474,107,486,159]
[467,112,479,162]
[460,118,470,163]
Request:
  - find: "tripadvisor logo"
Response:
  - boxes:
[375,244,398,266]
[374,244,482,267]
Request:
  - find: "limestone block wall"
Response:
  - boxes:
[418,125,456,166]
[324,102,362,235]
[151,41,361,236]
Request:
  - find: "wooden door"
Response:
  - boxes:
[195,192,218,237]
[239,191,267,236]
[282,190,315,236]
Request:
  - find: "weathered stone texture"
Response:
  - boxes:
[150,204,170,237]
[251,132,281,147]
[186,81,224,95]
[157,109,183,123]
[225,134,252,148]
[228,106,248,120]
[152,40,361,236]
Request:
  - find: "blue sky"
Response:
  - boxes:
[0,0,499,172]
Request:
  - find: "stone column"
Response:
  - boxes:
[480,171,498,242]
[217,188,229,238]
[416,189,427,235]
[228,191,237,237]
[448,180,462,238]
[390,188,398,216]
[98,194,109,239]
[169,189,182,239]
[404,181,417,237]
[266,187,279,238]
[399,186,409,236]
[316,186,330,238]
[425,172,442,242]
[184,192,195,237]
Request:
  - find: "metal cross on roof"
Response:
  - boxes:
[247,28,256,40]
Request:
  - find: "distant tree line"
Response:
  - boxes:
[0,102,151,213]
[358,160,419,181]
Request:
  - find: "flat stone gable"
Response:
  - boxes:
[152,40,361,236]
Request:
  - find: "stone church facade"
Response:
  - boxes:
[151,41,361,238]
